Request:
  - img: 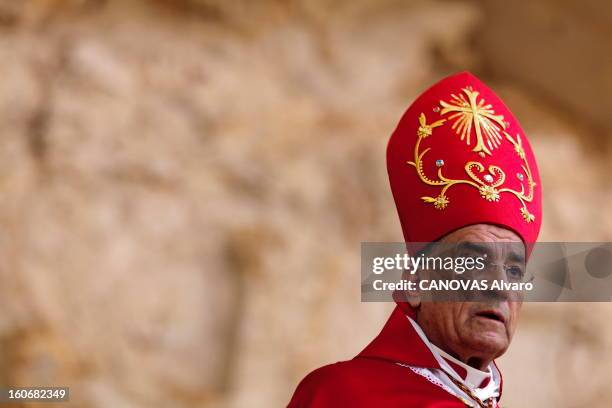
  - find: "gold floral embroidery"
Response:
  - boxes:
[417,112,445,138]
[506,132,526,159]
[423,194,450,210]
[479,185,500,202]
[407,113,536,223]
[440,87,506,156]
[520,207,535,223]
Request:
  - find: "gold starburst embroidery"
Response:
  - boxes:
[440,87,506,156]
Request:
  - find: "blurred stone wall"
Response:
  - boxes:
[0,1,610,407]
[478,0,612,134]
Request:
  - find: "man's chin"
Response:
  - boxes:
[464,331,509,358]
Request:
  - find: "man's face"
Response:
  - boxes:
[415,224,525,368]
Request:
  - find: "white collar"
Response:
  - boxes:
[430,343,491,388]
[407,316,498,393]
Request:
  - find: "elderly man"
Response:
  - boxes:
[288,72,542,407]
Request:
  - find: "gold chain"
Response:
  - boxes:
[445,374,495,408]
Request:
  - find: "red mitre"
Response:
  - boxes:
[387,72,542,247]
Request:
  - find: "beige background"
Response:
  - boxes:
[0,1,611,407]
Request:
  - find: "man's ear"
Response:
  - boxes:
[402,269,421,309]
[406,291,421,309]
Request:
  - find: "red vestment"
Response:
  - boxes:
[287,304,503,407]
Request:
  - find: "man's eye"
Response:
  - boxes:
[506,266,524,280]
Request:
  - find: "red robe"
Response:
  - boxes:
[287,304,503,407]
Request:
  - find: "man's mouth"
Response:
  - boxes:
[474,310,506,324]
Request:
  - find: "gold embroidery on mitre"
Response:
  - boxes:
[439,87,506,156]
[406,113,536,223]
[417,112,445,138]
